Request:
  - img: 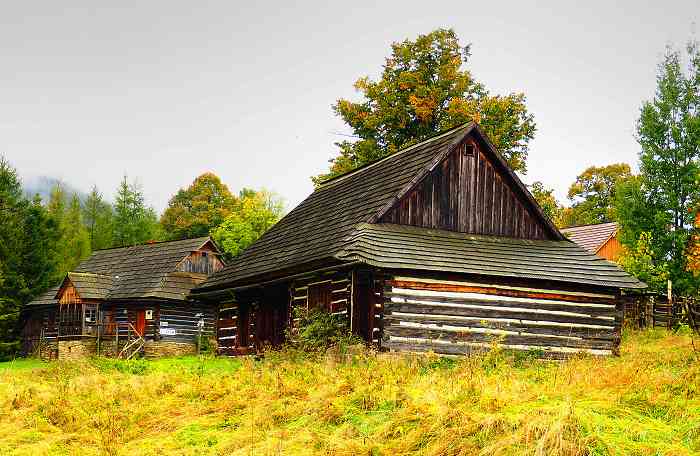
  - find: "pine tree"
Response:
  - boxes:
[47,185,90,276]
[22,195,60,294]
[0,158,60,358]
[83,185,114,250]
[113,176,161,247]
[64,194,91,269]
[0,157,28,357]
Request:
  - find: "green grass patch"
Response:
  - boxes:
[0,357,47,371]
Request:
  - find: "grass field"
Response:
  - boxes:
[1,329,699,455]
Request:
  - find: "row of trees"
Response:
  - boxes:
[529,42,700,295]
[159,172,284,259]
[0,161,284,359]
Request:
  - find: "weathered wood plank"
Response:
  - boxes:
[385,302,615,327]
[389,280,618,304]
[383,314,617,340]
[385,292,617,317]
[384,340,604,359]
[385,326,613,350]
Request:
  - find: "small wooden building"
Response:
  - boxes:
[193,123,645,358]
[560,222,622,262]
[21,237,224,359]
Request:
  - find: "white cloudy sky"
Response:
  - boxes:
[1,1,698,212]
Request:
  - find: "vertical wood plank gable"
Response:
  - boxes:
[378,137,553,240]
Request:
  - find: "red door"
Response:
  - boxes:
[135,310,146,337]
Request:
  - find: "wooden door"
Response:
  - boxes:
[352,271,375,342]
[135,310,146,336]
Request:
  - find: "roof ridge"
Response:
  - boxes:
[560,221,618,231]
[91,236,211,253]
[318,122,474,188]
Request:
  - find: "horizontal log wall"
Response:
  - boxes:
[290,270,352,320]
[383,276,622,358]
[103,303,159,340]
[20,308,58,356]
[102,301,215,343]
[217,303,256,356]
[159,302,216,343]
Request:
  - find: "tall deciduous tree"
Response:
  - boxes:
[212,189,284,259]
[161,173,237,240]
[564,163,632,227]
[529,181,563,226]
[615,41,700,293]
[83,185,114,250]
[113,176,161,247]
[316,29,536,184]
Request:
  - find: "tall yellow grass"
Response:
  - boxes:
[1,329,699,455]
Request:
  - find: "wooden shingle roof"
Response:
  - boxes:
[560,222,618,254]
[197,124,476,291]
[336,223,645,289]
[195,123,642,294]
[27,285,61,307]
[26,237,215,306]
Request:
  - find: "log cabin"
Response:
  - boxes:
[192,123,645,358]
[560,222,622,262]
[21,237,224,360]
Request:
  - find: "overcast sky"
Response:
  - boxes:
[1,1,698,212]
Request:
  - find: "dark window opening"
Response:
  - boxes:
[308,281,333,311]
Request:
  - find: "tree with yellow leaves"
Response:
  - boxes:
[315,28,536,184]
[161,173,237,240]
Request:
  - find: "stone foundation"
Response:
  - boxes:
[40,342,58,361]
[58,339,97,360]
[144,340,197,358]
[51,338,198,360]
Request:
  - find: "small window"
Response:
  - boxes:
[202,252,208,257]
[464,144,475,156]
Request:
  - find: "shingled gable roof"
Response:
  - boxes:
[336,223,645,289]
[26,237,218,306]
[560,222,618,254]
[195,123,568,293]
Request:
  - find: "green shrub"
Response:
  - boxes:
[286,306,361,352]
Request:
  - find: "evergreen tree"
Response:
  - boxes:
[113,176,161,247]
[22,195,60,294]
[64,194,91,269]
[0,158,59,359]
[0,157,28,357]
[47,185,90,276]
[82,185,114,250]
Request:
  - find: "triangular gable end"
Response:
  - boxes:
[176,237,226,274]
[374,126,562,241]
[55,276,82,305]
